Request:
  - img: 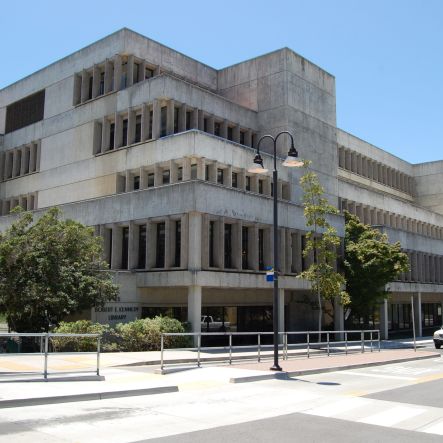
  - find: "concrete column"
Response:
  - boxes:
[219,120,229,139]
[127,109,136,145]
[127,55,134,87]
[104,59,113,93]
[249,224,259,271]
[278,288,285,333]
[351,151,357,172]
[206,115,214,134]
[182,157,192,181]
[413,292,422,337]
[345,150,351,170]
[190,108,198,129]
[196,158,205,180]
[338,147,345,168]
[198,110,205,131]
[188,212,202,270]
[80,70,89,102]
[101,117,110,152]
[187,285,202,335]
[181,214,189,269]
[147,221,157,269]
[11,150,19,177]
[225,165,233,187]
[232,221,242,270]
[19,147,26,176]
[141,104,150,141]
[233,125,240,143]
[114,112,123,148]
[92,65,100,98]
[113,55,122,91]
[380,299,389,340]
[166,100,175,135]
[152,99,161,139]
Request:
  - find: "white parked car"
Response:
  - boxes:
[433,326,443,349]
[201,315,230,332]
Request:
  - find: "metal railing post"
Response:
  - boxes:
[197,334,201,368]
[327,332,330,357]
[258,333,261,362]
[44,333,49,380]
[307,332,310,358]
[370,331,373,352]
[96,337,101,376]
[40,335,44,354]
[361,331,364,353]
[378,330,381,352]
[229,334,232,365]
[284,333,288,360]
[345,331,348,355]
[160,334,164,371]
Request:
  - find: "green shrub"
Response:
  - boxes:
[115,316,189,352]
[51,320,109,352]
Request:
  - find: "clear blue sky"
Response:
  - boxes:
[0,0,441,164]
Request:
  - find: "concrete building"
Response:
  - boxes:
[0,28,442,338]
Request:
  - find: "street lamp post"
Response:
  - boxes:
[248,131,303,371]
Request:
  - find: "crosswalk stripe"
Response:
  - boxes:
[359,405,425,427]
[422,419,443,435]
[304,398,369,417]
[344,371,416,380]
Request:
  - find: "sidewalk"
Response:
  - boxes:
[0,347,440,408]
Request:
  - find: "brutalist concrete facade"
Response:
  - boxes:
[1,28,442,337]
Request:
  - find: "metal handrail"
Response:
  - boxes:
[0,332,101,380]
[159,329,381,371]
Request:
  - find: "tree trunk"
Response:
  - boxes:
[317,286,322,342]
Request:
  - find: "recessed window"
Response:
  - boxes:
[109,123,115,150]
[134,115,142,143]
[227,127,233,141]
[214,122,221,137]
[133,175,140,190]
[5,90,45,134]
[177,167,183,181]
[246,176,251,191]
[138,225,146,268]
[217,168,224,185]
[240,131,245,145]
[205,165,210,181]
[145,67,154,79]
[122,118,128,146]
[232,172,238,188]
[186,111,192,130]
[191,164,197,179]
[160,107,167,137]
[162,169,170,184]
[258,180,264,194]
[147,173,155,188]
[156,222,166,268]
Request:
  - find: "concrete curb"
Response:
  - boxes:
[0,385,179,408]
[229,353,439,383]
[0,375,105,383]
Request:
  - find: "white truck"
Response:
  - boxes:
[201,315,230,332]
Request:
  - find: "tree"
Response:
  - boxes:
[343,211,409,326]
[297,161,349,333]
[0,207,118,332]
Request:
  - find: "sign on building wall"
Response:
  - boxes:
[93,303,141,325]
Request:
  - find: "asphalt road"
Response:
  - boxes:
[142,412,443,443]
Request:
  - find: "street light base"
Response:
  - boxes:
[269,364,283,371]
